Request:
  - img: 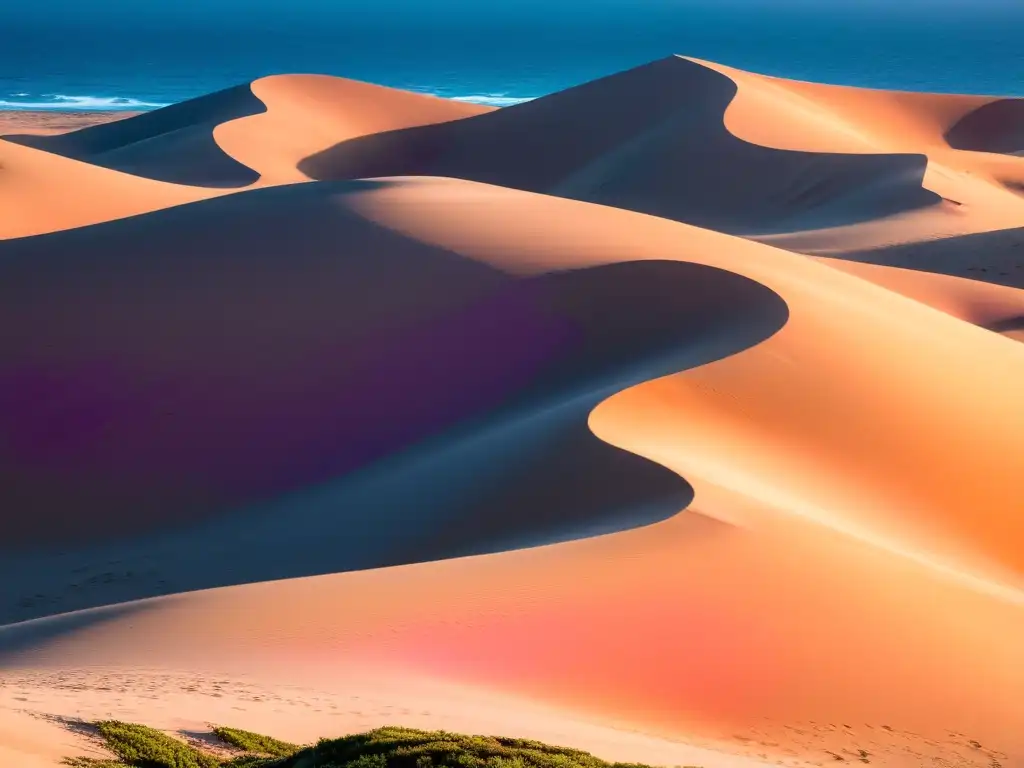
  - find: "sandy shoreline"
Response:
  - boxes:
[0,109,137,136]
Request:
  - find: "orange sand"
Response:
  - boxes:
[1,58,1022,768]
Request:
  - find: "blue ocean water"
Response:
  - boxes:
[0,0,1021,111]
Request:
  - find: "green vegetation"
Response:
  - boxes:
[274,726,660,768]
[65,722,686,768]
[63,758,125,768]
[65,721,219,768]
[213,727,299,758]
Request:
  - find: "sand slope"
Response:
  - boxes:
[0,76,491,236]
[0,178,786,614]
[293,56,1024,249]
[5,85,269,187]
[817,258,1024,339]
[0,138,215,238]
[216,76,492,184]
[2,57,1024,768]
[947,98,1024,155]
[298,58,945,235]
[6,77,490,188]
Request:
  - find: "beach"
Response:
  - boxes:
[0,110,135,136]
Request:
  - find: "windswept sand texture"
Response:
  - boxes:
[1,57,1023,768]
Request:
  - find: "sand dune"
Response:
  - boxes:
[0,76,491,236]
[0,138,215,238]
[0,177,786,617]
[3,496,1021,768]
[215,75,492,184]
[5,57,1020,242]
[288,56,1024,255]
[296,57,947,235]
[828,225,1024,288]
[946,98,1024,155]
[6,76,490,187]
[2,56,1024,768]
[5,85,269,187]
[689,58,1024,251]
[2,180,1023,768]
[816,258,1024,340]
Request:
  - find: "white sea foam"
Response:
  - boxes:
[0,90,533,112]
[450,94,535,106]
[407,87,536,107]
[0,94,168,110]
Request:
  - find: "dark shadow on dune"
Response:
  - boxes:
[0,179,788,624]
[297,56,940,235]
[946,98,1024,156]
[987,315,1024,334]
[0,601,151,663]
[3,84,265,187]
[0,180,509,552]
[1002,179,1024,196]
[834,225,1024,289]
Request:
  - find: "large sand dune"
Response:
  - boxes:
[1,57,1023,768]
[295,58,944,235]
[0,178,789,567]
[290,56,1024,246]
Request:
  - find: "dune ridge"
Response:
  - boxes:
[5,84,268,187]
[5,76,491,188]
[1,56,1023,768]
[0,177,788,616]
[291,58,946,235]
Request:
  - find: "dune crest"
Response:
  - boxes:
[4,76,491,190]
[216,75,493,184]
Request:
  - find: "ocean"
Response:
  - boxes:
[0,0,1022,111]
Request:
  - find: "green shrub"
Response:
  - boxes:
[63,721,219,768]
[274,726,669,768]
[62,758,125,768]
[214,727,299,758]
[65,721,686,768]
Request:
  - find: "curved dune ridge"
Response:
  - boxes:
[1,56,1023,768]
[5,84,270,187]
[295,57,945,235]
[6,76,492,187]
[0,179,788,559]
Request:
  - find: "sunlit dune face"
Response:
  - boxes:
[1,55,1024,768]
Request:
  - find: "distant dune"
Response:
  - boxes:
[1,56,1022,768]
[6,76,491,187]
